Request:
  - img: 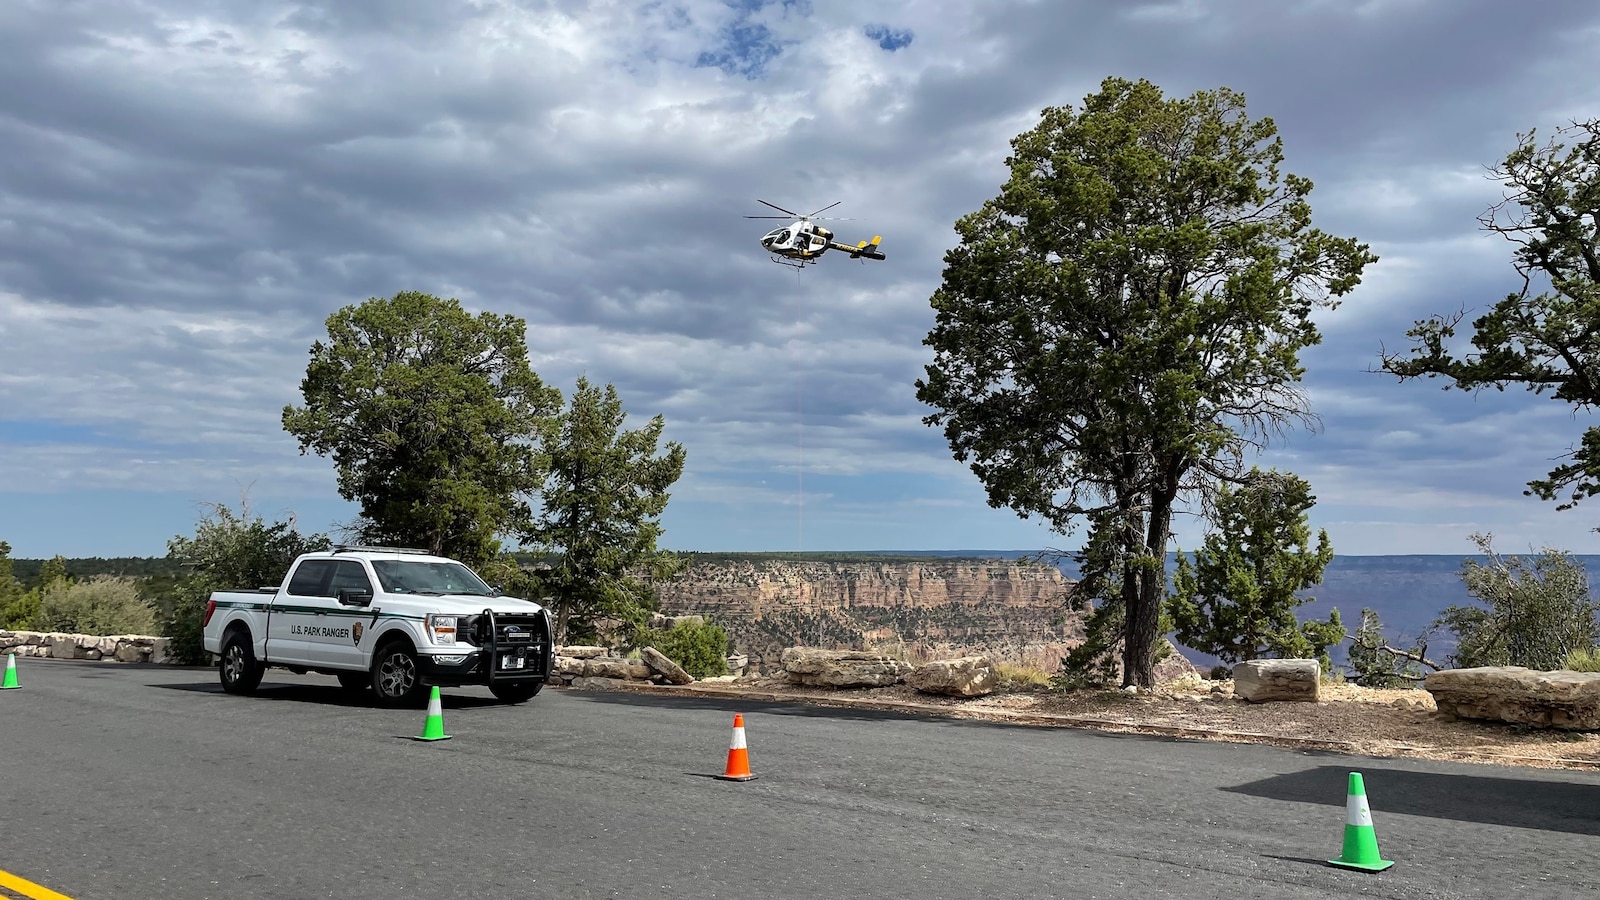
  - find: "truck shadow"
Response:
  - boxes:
[1226,764,1600,837]
[150,680,508,709]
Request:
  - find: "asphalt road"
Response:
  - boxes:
[2,659,1598,900]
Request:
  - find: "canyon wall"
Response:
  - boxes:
[651,558,1086,674]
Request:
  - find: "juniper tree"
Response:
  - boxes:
[916,77,1375,686]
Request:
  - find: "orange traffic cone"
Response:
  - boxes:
[715,713,756,781]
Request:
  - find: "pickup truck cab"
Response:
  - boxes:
[201,546,554,707]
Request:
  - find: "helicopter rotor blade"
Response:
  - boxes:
[743,215,796,219]
[757,199,801,216]
[806,201,843,217]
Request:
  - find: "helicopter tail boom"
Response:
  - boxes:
[843,235,885,260]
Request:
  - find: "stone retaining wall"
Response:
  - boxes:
[0,630,170,664]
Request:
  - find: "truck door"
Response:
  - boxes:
[275,559,338,666]
[311,559,375,670]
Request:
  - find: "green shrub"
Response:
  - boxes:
[1,588,41,631]
[160,580,212,666]
[1564,647,1600,672]
[158,502,331,664]
[632,619,729,679]
[1436,534,1599,670]
[36,576,157,635]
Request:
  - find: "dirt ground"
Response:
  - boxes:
[676,675,1600,771]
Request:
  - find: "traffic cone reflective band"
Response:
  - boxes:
[715,713,756,781]
[1328,772,1393,872]
[1,654,18,689]
[413,686,451,741]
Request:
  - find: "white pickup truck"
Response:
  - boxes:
[201,546,554,707]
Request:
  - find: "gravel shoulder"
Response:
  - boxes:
[597,676,1600,771]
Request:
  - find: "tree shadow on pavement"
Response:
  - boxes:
[1225,764,1600,836]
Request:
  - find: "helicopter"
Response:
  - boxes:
[746,200,886,268]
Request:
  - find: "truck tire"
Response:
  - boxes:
[336,672,369,693]
[371,640,427,709]
[219,630,265,695]
[489,681,544,704]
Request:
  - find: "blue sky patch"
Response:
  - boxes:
[693,0,810,78]
[863,24,913,51]
[695,20,783,78]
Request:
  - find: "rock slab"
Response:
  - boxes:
[1232,659,1320,703]
[640,646,694,685]
[907,656,998,697]
[781,647,911,688]
[1426,666,1600,731]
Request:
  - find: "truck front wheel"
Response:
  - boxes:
[371,641,427,709]
[219,630,265,695]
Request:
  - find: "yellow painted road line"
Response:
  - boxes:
[0,870,75,900]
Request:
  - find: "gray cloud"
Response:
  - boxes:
[2,0,1598,556]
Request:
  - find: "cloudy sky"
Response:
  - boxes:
[3,0,1599,560]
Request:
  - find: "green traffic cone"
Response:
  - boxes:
[1328,772,1394,872]
[413,685,451,741]
[1,653,19,690]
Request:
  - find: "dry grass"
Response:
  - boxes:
[1565,647,1600,672]
[994,661,1052,689]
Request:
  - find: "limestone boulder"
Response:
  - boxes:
[781,647,911,688]
[1233,659,1320,703]
[50,637,85,660]
[568,676,623,691]
[1426,667,1600,731]
[640,646,694,685]
[582,657,637,680]
[907,656,998,697]
[558,645,607,659]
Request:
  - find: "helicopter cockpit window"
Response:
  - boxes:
[776,229,791,245]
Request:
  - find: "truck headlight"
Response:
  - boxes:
[425,613,463,646]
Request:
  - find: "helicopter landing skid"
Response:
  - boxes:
[768,255,811,269]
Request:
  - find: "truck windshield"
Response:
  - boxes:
[370,560,495,596]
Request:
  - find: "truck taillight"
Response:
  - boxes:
[202,599,217,627]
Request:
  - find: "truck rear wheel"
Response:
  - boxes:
[371,640,427,709]
[489,681,544,704]
[219,630,265,695]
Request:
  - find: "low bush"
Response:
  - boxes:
[632,619,729,679]
[36,576,157,635]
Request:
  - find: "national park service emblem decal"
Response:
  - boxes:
[351,621,364,645]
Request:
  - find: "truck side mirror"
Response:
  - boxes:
[338,588,373,607]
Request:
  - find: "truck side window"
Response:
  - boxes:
[329,561,373,595]
[287,560,336,597]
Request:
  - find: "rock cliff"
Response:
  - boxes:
[650,557,1087,674]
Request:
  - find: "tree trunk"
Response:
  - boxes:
[1124,486,1176,688]
[554,598,571,648]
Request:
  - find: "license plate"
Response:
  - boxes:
[502,655,523,670]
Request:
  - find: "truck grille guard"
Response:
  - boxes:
[478,607,554,683]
